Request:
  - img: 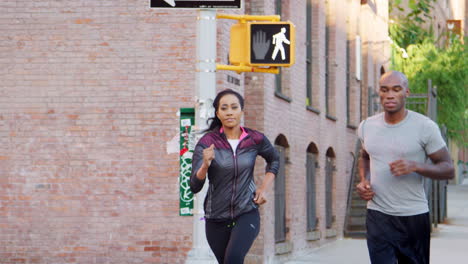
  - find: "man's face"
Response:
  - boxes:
[379,74,409,114]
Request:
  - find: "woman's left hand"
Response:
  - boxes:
[254,172,275,205]
[254,188,267,205]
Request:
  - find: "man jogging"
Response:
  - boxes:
[356,71,454,264]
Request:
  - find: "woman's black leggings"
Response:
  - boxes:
[205,209,260,264]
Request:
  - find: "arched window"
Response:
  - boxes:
[325,147,336,229]
[306,143,319,231]
[274,134,289,243]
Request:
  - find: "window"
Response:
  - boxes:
[275,145,286,242]
[325,1,336,119]
[347,35,361,128]
[274,0,291,102]
[346,39,351,125]
[306,143,319,231]
[274,135,289,243]
[325,1,337,118]
[275,0,283,96]
[325,148,336,229]
[306,0,313,107]
[325,7,330,114]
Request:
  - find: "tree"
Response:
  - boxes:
[389,0,467,146]
[392,38,467,145]
[389,0,435,49]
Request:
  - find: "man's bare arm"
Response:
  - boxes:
[356,148,374,201]
[416,147,454,180]
[359,148,370,182]
[390,147,454,180]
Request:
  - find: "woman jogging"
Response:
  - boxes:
[190,89,279,264]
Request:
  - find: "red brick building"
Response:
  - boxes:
[0,0,390,263]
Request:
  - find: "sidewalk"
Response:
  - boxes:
[286,180,468,264]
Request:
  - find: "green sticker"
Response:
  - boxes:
[179,108,195,216]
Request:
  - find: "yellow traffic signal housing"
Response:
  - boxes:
[229,22,248,66]
[229,21,295,67]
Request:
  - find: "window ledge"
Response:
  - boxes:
[275,91,292,103]
[306,230,321,241]
[347,124,358,130]
[325,228,337,238]
[326,114,338,121]
[306,106,320,114]
[275,241,293,255]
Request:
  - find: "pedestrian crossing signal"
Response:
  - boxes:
[229,21,295,67]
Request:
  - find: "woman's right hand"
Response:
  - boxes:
[203,144,215,168]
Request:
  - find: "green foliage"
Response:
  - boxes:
[391,38,468,145]
[389,22,432,50]
[389,0,467,145]
[389,0,435,49]
[390,0,434,23]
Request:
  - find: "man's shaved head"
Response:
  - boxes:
[380,71,409,90]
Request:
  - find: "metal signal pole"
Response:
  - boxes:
[185,9,217,264]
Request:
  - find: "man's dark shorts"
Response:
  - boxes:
[366,209,430,264]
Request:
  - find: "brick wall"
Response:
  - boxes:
[0,0,390,263]
[0,1,198,263]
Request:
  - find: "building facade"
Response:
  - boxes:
[0,0,389,263]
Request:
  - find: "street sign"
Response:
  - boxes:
[248,22,295,66]
[150,0,241,9]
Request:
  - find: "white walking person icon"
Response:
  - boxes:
[272,27,290,60]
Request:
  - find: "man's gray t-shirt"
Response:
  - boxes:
[358,110,446,216]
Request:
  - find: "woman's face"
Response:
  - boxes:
[216,94,243,129]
